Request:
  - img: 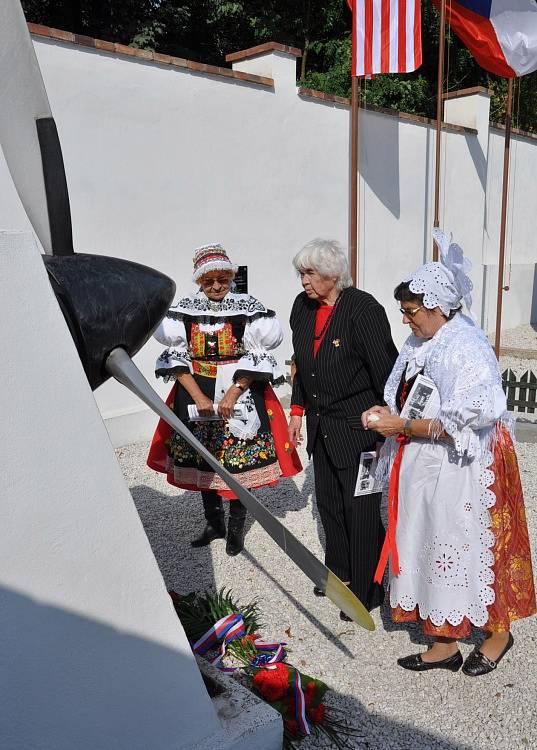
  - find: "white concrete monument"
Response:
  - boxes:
[0,1,282,747]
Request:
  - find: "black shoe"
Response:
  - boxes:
[226,518,246,556]
[191,516,226,548]
[462,633,514,677]
[313,586,325,597]
[397,651,463,672]
[339,610,353,622]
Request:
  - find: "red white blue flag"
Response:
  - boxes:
[433,0,537,77]
[349,0,422,77]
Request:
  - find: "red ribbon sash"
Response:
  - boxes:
[374,435,409,584]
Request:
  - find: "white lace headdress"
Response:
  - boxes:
[407,229,473,316]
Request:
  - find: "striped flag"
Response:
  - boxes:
[349,0,422,77]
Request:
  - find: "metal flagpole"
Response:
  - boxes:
[433,0,446,261]
[350,76,360,285]
[494,77,514,358]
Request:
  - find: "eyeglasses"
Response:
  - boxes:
[200,276,232,288]
[399,305,424,318]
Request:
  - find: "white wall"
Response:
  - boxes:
[1,35,536,445]
[0,232,221,749]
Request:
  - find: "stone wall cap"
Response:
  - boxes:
[443,86,494,101]
[226,42,302,63]
[27,23,273,88]
[297,87,478,135]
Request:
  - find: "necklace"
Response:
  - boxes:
[314,292,341,341]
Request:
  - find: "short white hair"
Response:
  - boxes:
[292,239,353,290]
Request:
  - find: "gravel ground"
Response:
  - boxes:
[117,439,537,750]
[494,324,537,352]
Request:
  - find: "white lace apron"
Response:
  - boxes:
[379,314,509,627]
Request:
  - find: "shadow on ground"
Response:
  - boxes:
[302,686,477,750]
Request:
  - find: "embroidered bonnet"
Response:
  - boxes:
[407,229,474,316]
[192,243,238,283]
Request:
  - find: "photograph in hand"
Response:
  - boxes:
[399,375,441,421]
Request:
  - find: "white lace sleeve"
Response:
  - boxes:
[153,316,191,381]
[234,314,284,383]
[433,323,507,458]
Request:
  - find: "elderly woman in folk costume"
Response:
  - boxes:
[148,244,301,556]
[363,230,535,676]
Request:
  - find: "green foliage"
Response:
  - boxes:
[171,587,261,665]
[21,0,537,131]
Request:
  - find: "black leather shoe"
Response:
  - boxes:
[397,651,463,672]
[462,633,514,677]
[191,516,226,548]
[339,610,353,622]
[313,586,325,597]
[226,518,246,556]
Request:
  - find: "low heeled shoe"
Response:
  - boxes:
[397,650,463,672]
[313,586,325,597]
[462,633,514,677]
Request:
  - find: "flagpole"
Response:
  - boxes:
[350,76,360,286]
[494,77,514,358]
[433,0,446,261]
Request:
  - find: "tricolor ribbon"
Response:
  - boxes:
[192,612,311,735]
[191,615,288,672]
[374,434,409,583]
[192,613,245,655]
[294,670,311,736]
[251,639,287,666]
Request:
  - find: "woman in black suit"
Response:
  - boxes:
[288,239,397,618]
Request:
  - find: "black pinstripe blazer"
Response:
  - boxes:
[290,287,398,468]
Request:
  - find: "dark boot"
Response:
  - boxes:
[226,501,247,556]
[191,492,226,548]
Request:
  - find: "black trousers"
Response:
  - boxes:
[312,436,385,611]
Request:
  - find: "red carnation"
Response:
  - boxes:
[308,703,326,725]
[252,663,290,702]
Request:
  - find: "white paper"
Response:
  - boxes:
[187,403,248,422]
[354,451,378,496]
[399,374,441,421]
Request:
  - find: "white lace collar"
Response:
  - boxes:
[405,320,452,380]
[168,291,271,318]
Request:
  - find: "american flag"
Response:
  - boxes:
[350,0,422,77]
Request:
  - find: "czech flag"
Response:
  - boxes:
[432,0,537,78]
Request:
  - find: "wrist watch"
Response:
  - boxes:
[402,419,413,438]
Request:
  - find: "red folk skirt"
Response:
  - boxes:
[147,383,302,500]
[392,428,536,636]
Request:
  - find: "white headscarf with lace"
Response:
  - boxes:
[407,229,473,317]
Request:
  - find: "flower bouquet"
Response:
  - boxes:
[170,588,358,749]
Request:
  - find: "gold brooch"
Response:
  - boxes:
[332,339,341,347]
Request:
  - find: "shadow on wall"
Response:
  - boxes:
[0,586,213,750]
[465,131,488,193]
[531,265,537,325]
[360,112,400,219]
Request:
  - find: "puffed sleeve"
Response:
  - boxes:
[233,313,285,383]
[437,334,507,458]
[153,315,191,381]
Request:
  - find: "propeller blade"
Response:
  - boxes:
[0,0,56,253]
[105,347,375,631]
